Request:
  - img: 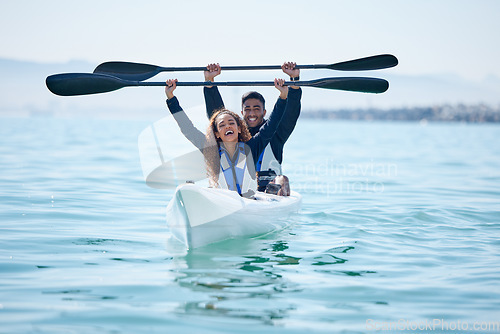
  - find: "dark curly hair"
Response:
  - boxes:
[204,108,252,187]
[242,91,265,110]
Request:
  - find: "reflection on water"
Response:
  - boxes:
[173,239,301,324]
[170,237,359,325]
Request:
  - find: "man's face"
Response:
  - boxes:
[242,98,266,128]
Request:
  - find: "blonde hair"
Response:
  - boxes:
[203,109,252,187]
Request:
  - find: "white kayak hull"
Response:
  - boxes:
[165,184,302,249]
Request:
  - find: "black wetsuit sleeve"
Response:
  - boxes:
[203,86,225,119]
[265,87,302,164]
[275,87,302,144]
[166,97,207,151]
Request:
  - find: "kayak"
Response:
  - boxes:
[166,183,302,249]
[138,114,302,248]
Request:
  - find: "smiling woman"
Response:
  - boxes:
[206,109,255,194]
[212,110,250,143]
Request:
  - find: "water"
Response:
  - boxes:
[1,116,500,333]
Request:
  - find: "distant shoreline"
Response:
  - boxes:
[2,103,500,123]
[302,104,500,123]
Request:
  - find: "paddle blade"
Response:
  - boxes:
[307,77,389,94]
[328,54,398,71]
[46,73,129,96]
[94,61,160,81]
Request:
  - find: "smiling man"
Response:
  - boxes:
[241,91,267,128]
[204,62,302,191]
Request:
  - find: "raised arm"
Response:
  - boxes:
[247,79,290,157]
[274,62,302,144]
[165,79,207,151]
[203,63,225,119]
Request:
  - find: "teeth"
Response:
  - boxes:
[225,130,234,135]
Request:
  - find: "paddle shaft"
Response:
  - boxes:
[101,77,388,92]
[137,64,359,72]
[130,80,316,87]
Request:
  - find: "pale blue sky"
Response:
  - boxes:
[1,0,499,81]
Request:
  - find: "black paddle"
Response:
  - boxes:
[46,73,389,97]
[93,54,398,81]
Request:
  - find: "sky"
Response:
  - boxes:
[1,0,500,115]
[2,0,499,80]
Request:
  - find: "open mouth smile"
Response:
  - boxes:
[225,130,234,136]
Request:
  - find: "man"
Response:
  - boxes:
[203,62,302,192]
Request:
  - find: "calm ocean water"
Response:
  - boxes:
[1,116,500,333]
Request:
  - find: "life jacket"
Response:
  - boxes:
[256,143,282,175]
[256,144,282,192]
[218,142,257,197]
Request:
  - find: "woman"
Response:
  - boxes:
[165,78,291,198]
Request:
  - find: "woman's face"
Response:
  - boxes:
[215,113,241,142]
